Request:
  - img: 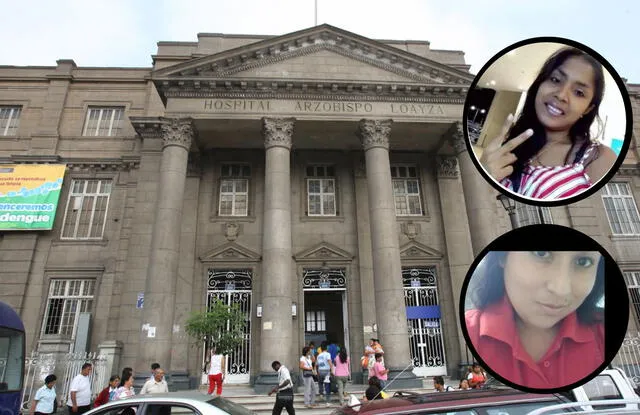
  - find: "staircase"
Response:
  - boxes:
[212,382,439,415]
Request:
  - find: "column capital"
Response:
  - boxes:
[436,155,460,179]
[358,119,393,151]
[160,118,194,150]
[262,117,295,150]
[447,122,467,155]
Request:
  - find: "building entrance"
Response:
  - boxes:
[302,268,348,351]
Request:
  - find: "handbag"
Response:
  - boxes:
[361,355,369,370]
[276,388,294,402]
[303,370,314,378]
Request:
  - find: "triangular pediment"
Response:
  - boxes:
[294,242,354,262]
[199,242,261,263]
[399,241,443,260]
[153,24,474,86]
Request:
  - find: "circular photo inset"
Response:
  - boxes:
[460,225,629,393]
[464,37,632,206]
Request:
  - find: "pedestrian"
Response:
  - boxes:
[114,373,136,400]
[93,375,120,407]
[206,344,226,396]
[364,377,384,401]
[268,361,295,415]
[334,347,350,406]
[433,376,454,392]
[371,353,388,389]
[466,363,487,389]
[148,363,160,382]
[315,344,333,405]
[458,379,470,390]
[67,363,92,414]
[140,368,169,394]
[299,346,316,408]
[30,374,57,415]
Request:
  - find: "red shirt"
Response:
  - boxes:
[465,295,604,390]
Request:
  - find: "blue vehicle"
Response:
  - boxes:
[0,301,25,414]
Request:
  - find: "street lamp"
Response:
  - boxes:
[496,194,519,229]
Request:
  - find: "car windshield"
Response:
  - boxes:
[207,396,256,415]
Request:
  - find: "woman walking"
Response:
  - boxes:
[334,347,350,405]
[30,374,57,415]
[299,346,317,408]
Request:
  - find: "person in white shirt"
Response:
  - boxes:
[140,368,169,395]
[67,363,92,414]
[148,363,161,382]
[31,374,57,415]
[206,345,226,396]
[114,373,136,400]
[268,361,295,415]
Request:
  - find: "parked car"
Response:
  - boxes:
[525,399,640,415]
[84,391,256,415]
[332,388,575,415]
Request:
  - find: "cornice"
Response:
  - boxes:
[0,155,140,172]
[617,164,640,176]
[157,80,468,104]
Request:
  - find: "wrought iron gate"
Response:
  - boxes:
[403,267,447,376]
[205,269,252,384]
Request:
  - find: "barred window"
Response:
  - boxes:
[83,107,124,137]
[602,183,640,235]
[391,165,422,216]
[515,203,553,226]
[61,179,112,240]
[219,164,250,216]
[306,165,336,216]
[305,311,326,332]
[625,271,640,329]
[42,279,95,338]
[0,106,21,136]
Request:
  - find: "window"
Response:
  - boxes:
[219,164,250,216]
[602,183,640,235]
[625,271,640,329]
[0,106,21,136]
[42,279,95,339]
[306,165,336,216]
[391,165,422,216]
[91,404,139,415]
[61,179,112,239]
[305,311,326,332]
[515,203,553,226]
[147,405,198,415]
[83,107,124,137]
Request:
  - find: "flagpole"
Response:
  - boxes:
[314,0,318,25]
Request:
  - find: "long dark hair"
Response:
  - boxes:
[506,47,605,192]
[338,347,348,364]
[468,251,604,324]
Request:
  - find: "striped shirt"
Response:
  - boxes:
[501,143,599,200]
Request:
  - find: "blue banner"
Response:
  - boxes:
[406,305,441,319]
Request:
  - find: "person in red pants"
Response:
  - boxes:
[206,345,226,396]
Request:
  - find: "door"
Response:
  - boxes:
[403,266,447,376]
[205,269,252,384]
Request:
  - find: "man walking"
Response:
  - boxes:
[268,361,295,415]
[140,368,169,394]
[67,363,92,414]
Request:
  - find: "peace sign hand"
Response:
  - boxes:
[479,114,534,182]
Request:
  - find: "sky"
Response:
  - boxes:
[2,0,639,83]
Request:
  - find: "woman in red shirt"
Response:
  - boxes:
[94,375,120,407]
[465,251,605,390]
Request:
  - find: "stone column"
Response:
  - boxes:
[435,155,476,377]
[98,340,123,382]
[254,118,295,394]
[137,118,194,385]
[448,122,499,255]
[357,119,420,388]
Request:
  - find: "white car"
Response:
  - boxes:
[84,391,256,415]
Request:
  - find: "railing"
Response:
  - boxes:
[21,351,107,413]
[612,332,640,387]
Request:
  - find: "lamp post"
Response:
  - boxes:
[497,194,519,229]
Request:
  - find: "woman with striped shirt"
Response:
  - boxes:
[480,47,617,201]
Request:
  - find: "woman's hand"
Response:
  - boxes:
[479,114,533,182]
